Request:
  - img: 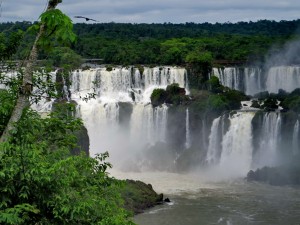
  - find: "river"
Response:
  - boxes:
[111,170,300,225]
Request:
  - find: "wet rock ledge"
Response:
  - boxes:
[247,163,300,186]
[121,179,164,214]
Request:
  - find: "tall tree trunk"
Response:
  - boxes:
[0,0,61,143]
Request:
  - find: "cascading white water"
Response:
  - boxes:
[185,108,191,149]
[219,112,255,177]
[0,71,18,90]
[244,67,263,95]
[71,66,188,104]
[213,67,240,91]
[213,66,300,95]
[206,116,222,165]
[70,66,189,164]
[201,119,207,150]
[62,76,70,102]
[212,67,262,95]
[130,104,168,147]
[265,66,300,94]
[255,112,281,167]
[154,104,168,143]
[143,67,187,90]
[292,120,299,155]
[142,67,189,103]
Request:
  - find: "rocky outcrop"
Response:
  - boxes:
[121,179,164,214]
[72,125,90,156]
[247,162,300,186]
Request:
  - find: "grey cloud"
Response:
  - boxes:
[1,0,300,23]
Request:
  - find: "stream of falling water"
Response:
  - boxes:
[185,108,191,149]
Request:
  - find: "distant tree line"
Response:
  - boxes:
[1,19,300,65]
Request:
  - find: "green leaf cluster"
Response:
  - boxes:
[37,9,76,50]
[45,47,83,71]
[150,83,187,107]
[280,88,300,112]
[0,30,24,60]
[189,77,248,113]
[0,90,16,136]
[0,107,133,224]
[150,89,167,107]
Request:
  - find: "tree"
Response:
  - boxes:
[0,2,135,224]
[0,0,75,142]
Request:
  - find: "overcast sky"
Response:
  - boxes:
[1,0,300,24]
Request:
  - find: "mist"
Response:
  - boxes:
[265,38,300,68]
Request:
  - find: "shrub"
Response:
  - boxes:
[150,88,167,107]
[0,108,133,224]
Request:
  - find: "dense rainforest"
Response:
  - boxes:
[1,19,300,65]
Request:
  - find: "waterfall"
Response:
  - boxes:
[62,75,70,101]
[104,103,119,127]
[244,67,263,95]
[69,66,189,160]
[201,119,207,150]
[206,116,222,165]
[142,67,189,103]
[130,104,168,146]
[292,120,299,155]
[213,67,262,95]
[213,67,241,91]
[219,112,255,177]
[142,104,155,144]
[255,112,282,167]
[71,66,188,104]
[265,66,300,94]
[213,66,300,95]
[143,67,187,90]
[185,108,191,149]
[154,104,168,143]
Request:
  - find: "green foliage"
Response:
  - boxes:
[223,89,248,109]
[206,76,223,93]
[185,51,213,65]
[2,20,299,65]
[253,88,300,112]
[166,83,181,95]
[0,144,132,224]
[281,89,300,112]
[261,97,278,111]
[0,30,24,60]
[106,65,113,71]
[121,180,163,214]
[251,100,260,108]
[0,90,16,135]
[206,95,229,112]
[150,84,187,106]
[150,89,167,107]
[188,86,247,114]
[30,9,76,50]
[136,65,144,75]
[0,108,133,224]
[72,34,288,65]
[0,4,132,224]
[46,47,83,70]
